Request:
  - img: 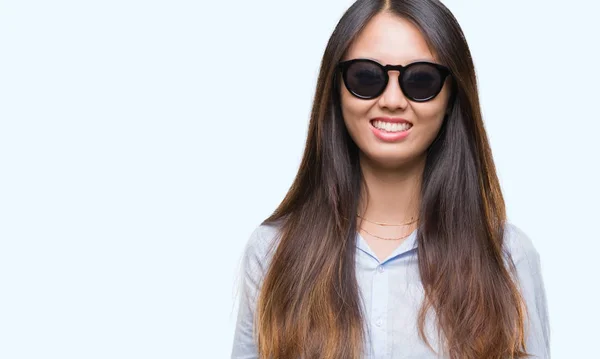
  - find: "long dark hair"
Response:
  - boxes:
[255,1,529,358]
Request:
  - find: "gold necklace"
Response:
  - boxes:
[356,213,418,226]
[358,226,413,241]
[355,212,419,240]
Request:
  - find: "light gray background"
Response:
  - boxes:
[1,0,598,358]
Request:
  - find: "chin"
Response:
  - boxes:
[360,148,410,166]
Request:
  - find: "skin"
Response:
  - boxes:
[339,11,452,261]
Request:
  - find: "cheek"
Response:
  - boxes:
[410,101,448,148]
[412,90,450,124]
[340,93,375,148]
[412,103,446,122]
[340,91,372,125]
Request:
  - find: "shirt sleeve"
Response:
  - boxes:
[506,223,552,359]
[231,225,273,359]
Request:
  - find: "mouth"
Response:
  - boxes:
[369,119,413,133]
[368,118,413,142]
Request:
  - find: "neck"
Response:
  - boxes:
[357,152,425,224]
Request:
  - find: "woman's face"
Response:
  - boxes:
[340,12,451,169]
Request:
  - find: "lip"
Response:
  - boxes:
[369,118,412,142]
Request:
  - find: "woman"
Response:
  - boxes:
[231,0,550,358]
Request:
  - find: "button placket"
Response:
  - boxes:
[371,263,389,358]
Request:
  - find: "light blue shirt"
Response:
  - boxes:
[231,222,551,359]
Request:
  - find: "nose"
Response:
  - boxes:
[377,71,408,110]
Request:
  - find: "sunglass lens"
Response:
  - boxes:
[402,64,443,101]
[345,61,386,98]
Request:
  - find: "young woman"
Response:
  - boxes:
[231,1,550,358]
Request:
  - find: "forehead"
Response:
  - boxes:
[344,12,437,65]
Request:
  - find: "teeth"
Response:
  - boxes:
[372,120,412,132]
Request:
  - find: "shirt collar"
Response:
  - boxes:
[355,228,419,264]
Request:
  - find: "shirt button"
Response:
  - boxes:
[377,265,384,273]
[375,319,383,327]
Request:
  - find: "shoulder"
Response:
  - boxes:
[241,221,283,272]
[502,222,552,356]
[502,221,541,267]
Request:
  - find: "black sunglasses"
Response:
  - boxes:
[337,58,451,102]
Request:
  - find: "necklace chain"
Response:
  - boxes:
[358,226,413,241]
[357,213,418,226]
[356,213,419,241]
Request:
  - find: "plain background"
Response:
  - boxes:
[1,0,598,358]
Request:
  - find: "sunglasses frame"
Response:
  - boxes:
[337,58,451,102]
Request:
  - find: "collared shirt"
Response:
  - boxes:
[231,222,551,359]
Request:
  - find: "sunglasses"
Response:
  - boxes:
[337,58,451,102]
